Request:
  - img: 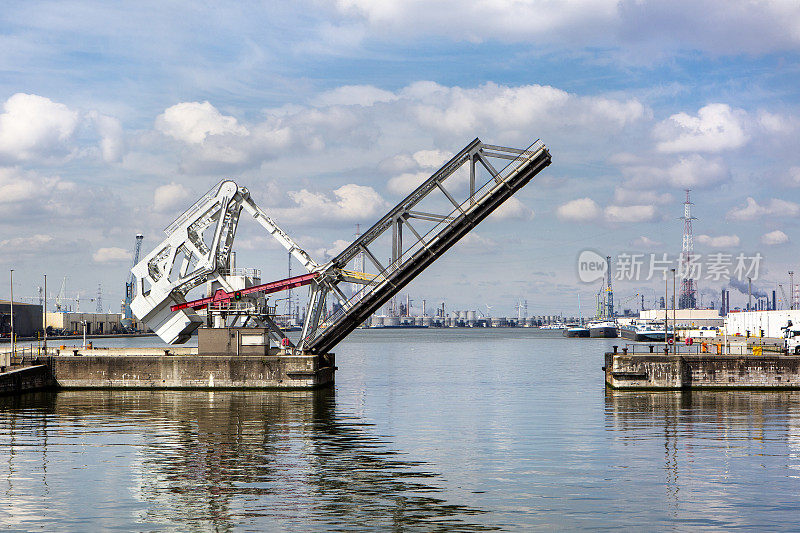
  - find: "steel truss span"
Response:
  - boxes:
[131,138,551,353]
[302,138,551,354]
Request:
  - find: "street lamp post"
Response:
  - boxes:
[43,274,47,354]
[664,274,668,350]
[9,269,14,359]
[671,268,677,354]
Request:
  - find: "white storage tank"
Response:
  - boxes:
[385,316,401,327]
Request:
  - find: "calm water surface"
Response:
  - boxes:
[3,329,800,531]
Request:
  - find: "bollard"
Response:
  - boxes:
[649,345,654,353]
[613,345,618,354]
[622,347,628,355]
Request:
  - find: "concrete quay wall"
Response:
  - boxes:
[0,365,54,395]
[49,354,335,389]
[0,353,335,394]
[605,352,800,389]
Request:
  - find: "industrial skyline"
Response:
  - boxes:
[0,2,798,315]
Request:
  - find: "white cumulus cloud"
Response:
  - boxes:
[761,230,789,245]
[604,204,657,223]
[556,198,601,222]
[387,171,428,196]
[0,234,54,254]
[273,184,387,225]
[334,0,800,55]
[632,236,662,247]
[727,197,800,221]
[93,247,132,263]
[90,112,125,163]
[489,197,534,220]
[155,101,248,144]
[0,93,79,163]
[696,234,740,248]
[154,182,191,213]
[654,104,748,153]
[619,154,729,189]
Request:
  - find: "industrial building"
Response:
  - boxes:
[639,309,723,328]
[0,300,43,337]
[724,310,800,338]
[46,312,123,335]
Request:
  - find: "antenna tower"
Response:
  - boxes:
[678,190,697,309]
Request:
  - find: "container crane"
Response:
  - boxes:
[122,234,144,325]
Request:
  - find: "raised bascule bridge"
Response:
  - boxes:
[0,138,550,393]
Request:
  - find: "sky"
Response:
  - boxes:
[0,0,799,317]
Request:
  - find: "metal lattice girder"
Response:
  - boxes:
[299,138,551,354]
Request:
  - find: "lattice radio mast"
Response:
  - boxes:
[679,190,697,309]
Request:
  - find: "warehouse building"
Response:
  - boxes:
[46,312,123,335]
[724,310,800,338]
[0,300,44,337]
[639,309,723,328]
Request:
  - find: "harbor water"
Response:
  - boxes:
[4,329,800,530]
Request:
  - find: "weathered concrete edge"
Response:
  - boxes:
[1,354,336,394]
[604,352,800,390]
[0,365,55,396]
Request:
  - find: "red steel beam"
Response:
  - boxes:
[171,272,319,311]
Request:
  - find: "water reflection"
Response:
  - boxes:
[604,390,800,530]
[0,390,497,531]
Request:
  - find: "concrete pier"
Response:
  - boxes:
[0,351,334,395]
[605,351,800,390]
[0,365,54,395]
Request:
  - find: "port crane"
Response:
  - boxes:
[122,234,144,324]
[131,138,551,353]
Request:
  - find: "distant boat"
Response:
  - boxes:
[588,320,618,338]
[619,321,669,342]
[540,323,566,330]
[563,324,590,337]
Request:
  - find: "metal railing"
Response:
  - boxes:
[164,179,225,236]
[0,345,60,367]
[611,342,783,356]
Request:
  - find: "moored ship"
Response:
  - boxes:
[619,321,669,342]
[588,320,618,338]
[563,324,590,337]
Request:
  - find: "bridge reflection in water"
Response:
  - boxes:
[0,390,498,532]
